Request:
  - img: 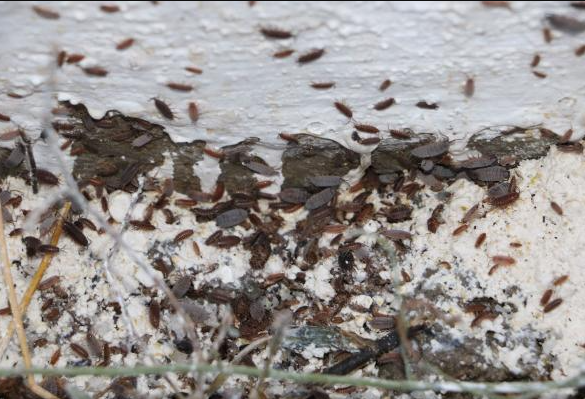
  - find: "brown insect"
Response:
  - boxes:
[32,5,60,19]
[38,244,60,254]
[334,101,353,119]
[0,114,10,122]
[101,196,109,213]
[174,229,194,244]
[416,101,439,110]
[36,169,59,186]
[116,38,135,50]
[83,67,109,77]
[509,242,522,248]
[279,132,299,143]
[70,343,89,359]
[152,98,174,120]
[374,98,395,111]
[389,129,411,139]
[543,27,553,43]
[216,235,242,248]
[100,4,120,13]
[185,66,203,74]
[311,82,335,89]
[56,50,67,67]
[203,147,225,159]
[297,48,325,64]
[60,139,73,151]
[553,275,569,286]
[273,49,295,58]
[492,255,516,266]
[379,79,391,91]
[543,298,563,313]
[481,1,511,8]
[66,54,85,64]
[167,82,193,92]
[470,312,498,328]
[531,54,541,68]
[49,348,61,365]
[401,269,412,283]
[452,224,468,236]
[354,123,379,134]
[540,289,553,306]
[532,71,547,79]
[174,198,198,208]
[9,228,23,237]
[63,221,89,246]
[38,276,61,291]
[78,218,97,231]
[463,77,474,98]
[188,102,199,123]
[576,45,585,56]
[255,180,274,189]
[192,241,201,257]
[488,192,519,207]
[358,137,381,146]
[0,129,22,141]
[129,220,156,231]
[550,201,563,216]
[260,27,293,39]
[149,301,160,329]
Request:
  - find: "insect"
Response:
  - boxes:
[116,38,135,50]
[389,129,411,139]
[532,71,547,79]
[66,54,85,64]
[192,241,201,257]
[38,276,61,291]
[481,1,511,7]
[32,5,60,19]
[411,141,449,159]
[416,101,439,109]
[129,220,156,230]
[427,204,444,233]
[152,98,174,120]
[543,298,563,313]
[354,123,379,134]
[492,255,516,266]
[38,244,60,254]
[273,49,295,58]
[216,208,248,228]
[260,27,293,39]
[174,229,194,244]
[543,27,552,43]
[311,82,335,89]
[188,102,199,123]
[379,79,391,91]
[550,201,563,215]
[49,348,61,365]
[488,192,519,207]
[452,224,468,236]
[279,132,299,143]
[575,44,585,57]
[185,66,203,74]
[468,166,509,182]
[244,161,277,176]
[149,301,160,328]
[401,269,412,283]
[554,275,569,286]
[167,83,193,92]
[359,137,381,146]
[70,343,89,359]
[540,289,553,306]
[531,54,541,67]
[546,14,585,34]
[0,129,22,141]
[305,188,335,210]
[297,48,325,64]
[203,147,225,159]
[463,77,474,98]
[334,102,353,119]
[131,134,153,148]
[63,221,89,246]
[309,175,342,188]
[279,188,310,204]
[83,66,109,77]
[474,233,487,248]
[381,229,412,240]
[0,114,10,122]
[374,98,395,111]
[100,4,120,12]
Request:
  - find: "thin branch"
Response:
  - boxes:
[0,206,59,399]
[0,363,584,396]
[0,201,71,358]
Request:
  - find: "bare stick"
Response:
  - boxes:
[0,201,70,358]
[0,205,59,399]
